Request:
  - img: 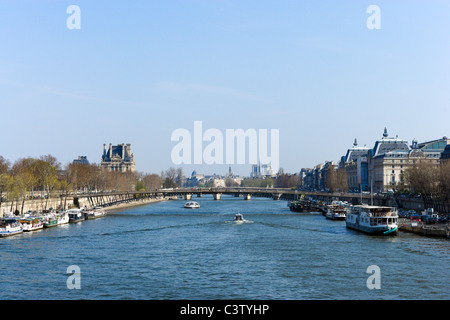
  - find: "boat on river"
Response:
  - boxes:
[0,218,23,237]
[289,198,325,214]
[20,217,44,232]
[226,213,253,224]
[42,213,59,228]
[288,201,305,212]
[184,201,200,209]
[325,203,347,221]
[84,207,107,220]
[67,208,85,223]
[57,211,70,225]
[346,205,398,235]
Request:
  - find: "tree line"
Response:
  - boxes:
[0,154,305,205]
[400,160,450,199]
[0,155,141,210]
[325,165,349,193]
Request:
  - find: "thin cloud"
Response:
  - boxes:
[155,81,274,104]
[0,79,141,106]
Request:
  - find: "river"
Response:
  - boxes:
[0,196,448,300]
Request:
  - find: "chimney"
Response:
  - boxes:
[109,143,112,159]
[126,144,131,158]
[122,144,125,160]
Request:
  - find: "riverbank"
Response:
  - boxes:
[398,218,449,238]
[104,196,178,213]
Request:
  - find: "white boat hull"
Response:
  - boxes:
[0,228,23,237]
[326,213,346,220]
[87,213,106,219]
[58,215,70,225]
[22,225,43,232]
[346,221,398,235]
[345,205,398,236]
[184,202,200,209]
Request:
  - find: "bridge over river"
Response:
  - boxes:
[66,187,394,209]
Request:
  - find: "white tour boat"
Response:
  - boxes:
[0,218,23,237]
[184,201,200,209]
[20,217,44,232]
[325,205,347,221]
[67,208,85,223]
[346,205,398,235]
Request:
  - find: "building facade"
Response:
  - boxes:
[367,130,449,192]
[305,128,449,193]
[340,139,370,192]
[101,143,135,173]
[251,163,275,178]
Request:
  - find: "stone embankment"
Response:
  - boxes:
[398,218,449,238]
[0,195,178,217]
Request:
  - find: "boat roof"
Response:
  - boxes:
[352,205,395,210]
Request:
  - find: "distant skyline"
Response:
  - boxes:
[1,1,449,176]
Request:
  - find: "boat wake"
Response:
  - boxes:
[224,220,254,224]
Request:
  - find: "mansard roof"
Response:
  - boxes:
[370,128,409,158]
[342,138,370,163]
[102,144,133,162]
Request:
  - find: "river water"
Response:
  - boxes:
[0,196,449,300]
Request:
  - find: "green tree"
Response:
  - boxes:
[135,181,146,192]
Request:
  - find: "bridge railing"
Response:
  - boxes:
[61,188,388,202]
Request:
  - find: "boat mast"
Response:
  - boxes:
[370,180,374,206]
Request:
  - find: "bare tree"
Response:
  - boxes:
[336,167,348,192]
[142,174,163,190]
[405,160,440,196]
[275,168,300,188]
[326,165,338,192]
[163,167,178,188]
[0,156,10,174]
[439,160,450,200]
[176,167,184,187]
[39,154,61,171]
[225,177,239,187]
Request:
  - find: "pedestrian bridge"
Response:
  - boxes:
[64,187,391,209]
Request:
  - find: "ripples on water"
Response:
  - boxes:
[0,196,449,300]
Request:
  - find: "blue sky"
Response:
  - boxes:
[0,0,449,176]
